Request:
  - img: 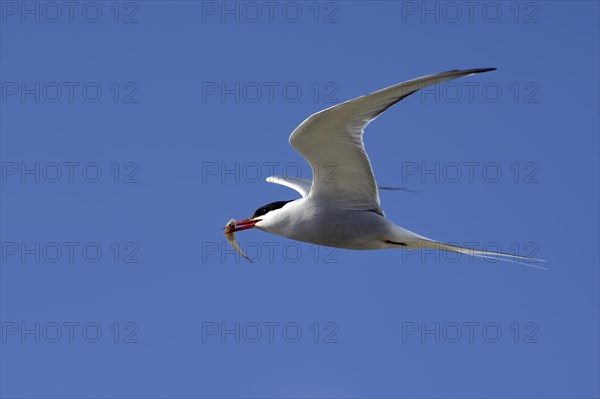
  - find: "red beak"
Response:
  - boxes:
[225,218,260,233]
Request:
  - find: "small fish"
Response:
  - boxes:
[224,218,254,263]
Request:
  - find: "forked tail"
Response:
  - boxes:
[415,239,547,270]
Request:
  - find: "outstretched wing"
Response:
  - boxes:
[266,175,417,197]
[289,68,496,212]
[266,176,311,198]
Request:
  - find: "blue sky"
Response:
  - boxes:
[1,1,598,398]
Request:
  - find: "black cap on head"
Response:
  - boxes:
[252,200,294,219]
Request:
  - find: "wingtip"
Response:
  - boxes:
[378,185,419,193]
[461,67,497,75]
[441,67,496,74]
[473,67,497,73]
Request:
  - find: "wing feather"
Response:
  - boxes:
[266,176,311,198]
[289,68,496,212]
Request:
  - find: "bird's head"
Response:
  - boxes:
[226,200,294,233]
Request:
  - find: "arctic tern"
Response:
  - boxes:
[226,68,544,267]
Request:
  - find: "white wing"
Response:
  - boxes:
[267,175,417,198]
[289,68,496,213]
[266,176,311,198]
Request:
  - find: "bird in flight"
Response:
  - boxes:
[226,68,544,267]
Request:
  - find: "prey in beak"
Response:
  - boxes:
[222,200,291,263]
[223,218,260,263]
[223,218,261,234]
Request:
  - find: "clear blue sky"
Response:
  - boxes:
[1,1,598,398]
